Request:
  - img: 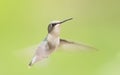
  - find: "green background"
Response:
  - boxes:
[0,0,120,75]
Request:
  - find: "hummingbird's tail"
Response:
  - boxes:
[28,54,48,67]
[28,56,38,66]
[28,61,32,66]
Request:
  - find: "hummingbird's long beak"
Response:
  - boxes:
[59,18,73,24]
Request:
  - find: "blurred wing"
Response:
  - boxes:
[14,44,39,59]
[29,41,49,66]
[13,44,48,66]
[59,39,97,52]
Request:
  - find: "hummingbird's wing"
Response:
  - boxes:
[29,41,49,66]
[14,43,49,67]
[59,39,97,51]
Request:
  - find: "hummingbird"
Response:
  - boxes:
[29,18,96,66]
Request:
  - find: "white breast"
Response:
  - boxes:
[47,34,60,48]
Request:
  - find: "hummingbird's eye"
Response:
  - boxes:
[51,23,56,27]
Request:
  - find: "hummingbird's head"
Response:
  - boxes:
[48,18,73,34]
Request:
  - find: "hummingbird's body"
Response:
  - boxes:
[29,18,96,66]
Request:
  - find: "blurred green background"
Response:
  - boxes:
[0,0,120,75]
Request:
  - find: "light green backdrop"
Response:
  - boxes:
[0,0,120,75]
